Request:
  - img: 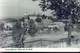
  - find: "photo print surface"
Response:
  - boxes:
[0,0,80,48]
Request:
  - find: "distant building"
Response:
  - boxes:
[74,24,80,32]
[54,22,65,31]
[42,18,53,27]
[23,14,65,31]
[4,22,13,30]
[28,14,42,20]
[29,15,37,20]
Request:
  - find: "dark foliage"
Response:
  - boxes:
[39,0,80,24]
[12,20,25,48]
[35,17,42,23]
[14,21,21,29]
[28,19,37,36]
[27,16,30,20]
[42,14,47,19]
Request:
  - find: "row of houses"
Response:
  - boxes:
[3,14,80,32]
[3,14,64,31]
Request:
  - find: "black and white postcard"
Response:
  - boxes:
[0,0,80,52]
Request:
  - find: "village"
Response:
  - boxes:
[0,0,80,48]
[0,12,80,48]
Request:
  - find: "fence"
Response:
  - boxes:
[5,38,79,48]
[2,30,80,48]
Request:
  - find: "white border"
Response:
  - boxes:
[0,48,80,52]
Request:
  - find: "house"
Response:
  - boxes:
[53,22,65,31]
[23,14,65,31]
[28,14,37,20]
[74,24,80,32]
[3,22,16,30]
[42,18,53,27]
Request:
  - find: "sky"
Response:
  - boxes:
[0,0,52,19]
[0,0,80,19]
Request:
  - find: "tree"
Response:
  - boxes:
[28,19,37,37]
[39,0,80,23]
[35,18,42,23]
[48,16,56,22]
[38,0,80,46]
[0,22,4,32]
[42,14,46,19]
[12,20,25,48]
[35,14,42,22]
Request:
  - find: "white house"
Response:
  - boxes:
[54,22,65,31]
[4,23,13,29]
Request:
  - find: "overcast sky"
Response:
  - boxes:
[0,0,53,19]
[0,0,80,19]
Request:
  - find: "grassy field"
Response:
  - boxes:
[1,30,80,48]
